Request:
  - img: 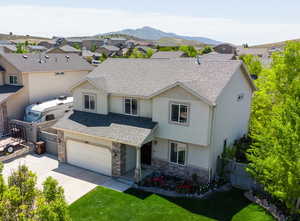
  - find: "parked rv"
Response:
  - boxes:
[24,96,73,123]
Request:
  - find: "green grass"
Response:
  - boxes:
[69,187,274,221]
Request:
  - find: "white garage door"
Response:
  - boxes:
[66,140,112,176]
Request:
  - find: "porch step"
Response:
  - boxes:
[116,178,135,186]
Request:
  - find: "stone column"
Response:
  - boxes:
[112,142,126,177]
[134,147,141,182]
[57,130,66,162]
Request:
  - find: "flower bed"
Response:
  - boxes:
[245,190,300,221]
[137,172,229,198]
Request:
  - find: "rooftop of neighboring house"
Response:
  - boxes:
[0,45,17,52]
[214,43,237,49]
[0,53,94,73]
[83,58,254,105]
[28,45,47,51]
[100,45,120,51]
[81,49,102,58]
[151,51,185,59]
[0,85,23,104]
[109,37,127,41]
[57,45,81,53]
[198,52,236,61]
[0,40,13,45]
[236,47,269,57]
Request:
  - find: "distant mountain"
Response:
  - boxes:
[99,26,221,45]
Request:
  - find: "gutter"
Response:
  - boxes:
[208,105,216,182]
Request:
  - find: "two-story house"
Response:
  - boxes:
[0,53,94,134]
[53,57,256,182]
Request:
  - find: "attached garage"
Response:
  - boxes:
[66,140,112,176]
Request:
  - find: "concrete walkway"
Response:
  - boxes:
[3,153,131,204]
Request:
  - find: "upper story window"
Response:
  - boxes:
[9,75,18,85]
[169,102,189,125]
[169,141,187,165]
[83,93,96,111]
[124,98,138,116]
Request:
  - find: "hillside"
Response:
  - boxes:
[252,39,300,49]
[99,26,221,45]
[156,37,207,47]
[0,33,50,43]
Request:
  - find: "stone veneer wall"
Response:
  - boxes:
[57,130,66,162]
[151,158,209,182]
[111,142,126,177]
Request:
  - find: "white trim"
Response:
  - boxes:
[82,93,97,113]
[123,97,139,116]
[169,101,190,126]
[168,140,188,166]
[8,75,18,85]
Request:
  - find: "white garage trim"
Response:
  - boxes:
[66,139,112,176]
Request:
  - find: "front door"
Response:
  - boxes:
[141,142,152,165]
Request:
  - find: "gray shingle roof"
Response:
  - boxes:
[0,45,17,52]
[151,51,185,59]
[53,111,157,146]
[101,45,120,51]
[199,52,235,61]
[59,45,81,53]
[86,58,244,105]
[0,85,23,104]
[28,45,47,51]
[236,47,268,57]
[1,53,94,73]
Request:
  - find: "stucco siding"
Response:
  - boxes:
[152,137,210,170]
[152,86,211,146]
[27,70,88,104]
[210,68,253,173]
[73,81,108,115]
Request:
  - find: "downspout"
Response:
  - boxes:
[208,105,216,182]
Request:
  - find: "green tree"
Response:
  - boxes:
[247,42,300,215]
[200,46,213,54]
[0,164,70,221]
[240,54,263,76]
[16,43,28,54]
[72,43,81,50]
[91,44,97,52]
[179,45,198,57]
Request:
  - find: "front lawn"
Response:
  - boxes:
[69,187,274,221]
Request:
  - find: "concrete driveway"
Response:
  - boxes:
[3,153,131,204]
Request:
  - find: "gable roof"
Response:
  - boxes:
[0,53,94,73]
[151,51,185,59]
[236,47,269,57]
[58,45,80,53]
[85,58,253,105]
[199,52,236,61]
[0,45,17,52]
[100,45,120,52]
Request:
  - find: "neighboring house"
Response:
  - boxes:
[38,40,56,49]
[213,43,237,54]
[53,58,256,183]
[236,47,269,58]
[81,48,102,60]
[0,40,13,45]
[27,45,47,53]
[0,53,94,134]
[0,45,17,53]
[151,51,185,59]
[82,39,105,51]
[107,37,127,48]
[96,45,121,57]
[198,52,236,61]
[136,46,155,54]
[125,40,136,49]
[47,45,81,54]
[66,39,83,48]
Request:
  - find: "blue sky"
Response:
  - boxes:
[1,0,300,45]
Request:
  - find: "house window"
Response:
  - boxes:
[124,98,138,115]
[83,94,96,111]
[55,72,64,75]
[9,75,18,85]
[169,141,187,165]
[170,102,189,125]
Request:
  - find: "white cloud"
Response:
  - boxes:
[0,5,300,45]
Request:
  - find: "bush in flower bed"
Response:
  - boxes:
[139,172,226,195]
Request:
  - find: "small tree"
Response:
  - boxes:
[179,45,198,57]
[72,43,81,50]
[0,164,70,220]
[240,54,263,76]
[200,46,213,54]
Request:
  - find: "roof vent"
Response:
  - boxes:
[58,95,67,100]
[65,55,70,62]
[22,55,28,59]
[45,55,49,59]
